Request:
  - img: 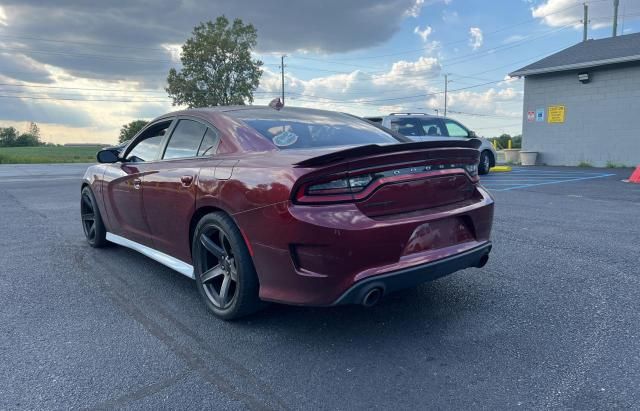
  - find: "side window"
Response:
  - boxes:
[389,118,426,137]
[198,128,220,156]
[443,120,469,137]
[163,119,207,159]
[126,121,172,162]
[421,119,445,136]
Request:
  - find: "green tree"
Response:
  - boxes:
[119,120,149,143]
[14,133,41,147]
[487,133,522,149]
[166,16,263,108]
[0,127,19,147]
[512,134,522,149]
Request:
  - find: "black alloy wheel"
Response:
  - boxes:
[80,186,107,247]
[192,212,262,320]
[198,226,239,309]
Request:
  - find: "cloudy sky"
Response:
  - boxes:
[0,0,638,144]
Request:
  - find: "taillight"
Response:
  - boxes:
[464,163,478,177]
[306,174,373,196]
[295,162,478,204]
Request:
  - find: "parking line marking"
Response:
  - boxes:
[488,174,616,191]
[484,177,608,180]
[510,169,605,173]
[0,176,80,183]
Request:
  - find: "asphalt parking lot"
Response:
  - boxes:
[1,164,639,409]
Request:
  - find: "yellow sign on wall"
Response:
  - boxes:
[547,105,565,123]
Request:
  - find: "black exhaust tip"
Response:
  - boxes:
[476,254,489,268]
[362,287,383,308]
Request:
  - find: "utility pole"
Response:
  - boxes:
[582,2,589,42]
[280,55,287,104]
[613,0,619,37]
[444,74,452,117]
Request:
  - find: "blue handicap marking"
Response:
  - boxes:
[480,167,616,191]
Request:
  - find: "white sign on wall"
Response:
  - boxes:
[527,111,535,122]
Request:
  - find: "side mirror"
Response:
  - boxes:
[468,130,477,138]
[96,148,120,163]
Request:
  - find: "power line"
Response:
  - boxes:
[280,55,286,104]
[435,23,577,68]
[317,2,585,62]
[474,123,523,130]
[302,79,505,105]
[0,89,274,102]
[1,3,575,69]
[0,81,278,96]
[0,33,172,53]
[0,46,174,64]
[0,94,171,103]
[0,82,168,94]
[0,21,575,92]
[285,22,576,79]
[0,21,574,80]
[444,74,451,116]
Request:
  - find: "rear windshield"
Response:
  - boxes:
[236,109,400,149]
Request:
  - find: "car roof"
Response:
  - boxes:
[163,105,352,119]
[386,113,436,118]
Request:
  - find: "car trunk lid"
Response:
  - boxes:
[293,140,482,217]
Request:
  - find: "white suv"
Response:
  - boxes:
[366,113,496,174]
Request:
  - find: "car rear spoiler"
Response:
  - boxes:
[293,139,483,168]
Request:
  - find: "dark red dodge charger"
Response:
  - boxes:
[81,106,493,320]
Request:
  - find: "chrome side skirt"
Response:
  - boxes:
[105,232,195,279]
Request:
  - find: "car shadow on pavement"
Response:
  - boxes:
[235,276,485,334]
[97,243,488,347]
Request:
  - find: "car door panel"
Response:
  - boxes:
[102,162,156,246]
[142,160,201,263]
[141,118,217,263]
[101,118,175,247]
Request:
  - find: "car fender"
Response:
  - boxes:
[81,164,112,230]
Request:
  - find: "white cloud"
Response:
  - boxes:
[0,7,6,26]
[162,44,182,63]
[406,0,453,18]
[405,0,453,18]
[406,0,425,17]
[254,56,444,117]
[498,75,520,87]
[503,34,525,44]
[252,56,523,137]
[449,87,521,110]
[442,10,459,22]
[0,49,521,144]
[532,0,640,30]
[413,25,433,42]
[0,61,174,144]
[469,27,483,50]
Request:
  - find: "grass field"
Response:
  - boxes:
[0,145,103,164]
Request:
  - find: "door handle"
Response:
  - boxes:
[133,178,142,190]
[180,175,194,186]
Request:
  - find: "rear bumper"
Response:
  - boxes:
[333,241,492,305]
[234,185,494,306]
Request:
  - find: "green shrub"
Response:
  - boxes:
[605,161,626,168]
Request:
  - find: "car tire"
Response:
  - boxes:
[192,212,263,320]
[479,150,492,175]
[81,186,108,248]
